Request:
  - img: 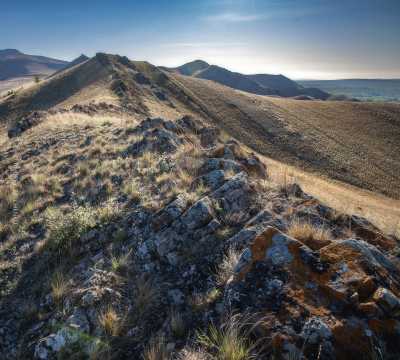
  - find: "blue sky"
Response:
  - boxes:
[1,0,399,79]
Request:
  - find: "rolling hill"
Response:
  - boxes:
[0,49,68,80]
[169,60,330,100]
[1,53,399,200]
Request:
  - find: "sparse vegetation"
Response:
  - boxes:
[170,308,186,338]
[110,250,131,274]
[44,206,96,259]
[143,336,170,360]
[197,315,258,360]
[287,219,332,250]
[134,276,159,319]
[51,271,68,307]
[216,248,241,285]
[98,307,122,337]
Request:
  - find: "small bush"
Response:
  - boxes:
[44,206,96,259]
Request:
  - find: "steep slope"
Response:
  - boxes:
[0,53,194,126]
[0,49,68,80]
[168,72,400,199]
[49,54,90,78]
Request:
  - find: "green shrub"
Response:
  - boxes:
[44,206,96,259]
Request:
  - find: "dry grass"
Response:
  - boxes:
[216,248,241,285]
[190,288,221,311]
[0,184,18,221]
[110,250,131,275]
[98,307,122,337]
[51,272,68,307]
[287,220,332,250]
[173,72,400,199]
[197,315,259,360]
[170,309,186,339]
[134,276,159,318]
[143,336,170,360]
[36,113,125,132]
[123,180,142,202]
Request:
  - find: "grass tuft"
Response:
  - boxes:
[98,307,122,337]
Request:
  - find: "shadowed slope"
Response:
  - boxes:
[0,49,68,80]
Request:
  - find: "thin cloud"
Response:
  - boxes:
[161,42,245,48]
[203,7,326,23]
[204,12,266,23]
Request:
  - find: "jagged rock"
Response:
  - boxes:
[8,111,45,138]
[212,172,256,223]
[126,127,183,155]
[301,317,335,360]
[201,158,244,174]
[151,195,188,231]
[373,287,400,314]
[301,317,332,344]
[180,197,214,231]
[193,169,226,190]
[34,331,67,359]
[212,140,267,178]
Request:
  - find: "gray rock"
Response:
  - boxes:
[66,308,90,333]
[193,170,226,191]
[201,158,243,174]
[180,197,214,230]
[152,195,188,231]
[373,287,400,314]
[301,317,332,344]
[168,289,185,305]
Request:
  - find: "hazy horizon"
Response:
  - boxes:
[2,0,400,80]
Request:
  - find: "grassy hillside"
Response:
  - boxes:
[169,72,400,199]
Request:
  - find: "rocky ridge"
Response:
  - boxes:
[0,113,399,359]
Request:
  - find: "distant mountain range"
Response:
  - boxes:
[168,60,330,100]
[0,49,88,81]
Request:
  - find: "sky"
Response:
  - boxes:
[1,0,399,79]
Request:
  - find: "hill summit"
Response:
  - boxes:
[170,60,330,99]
